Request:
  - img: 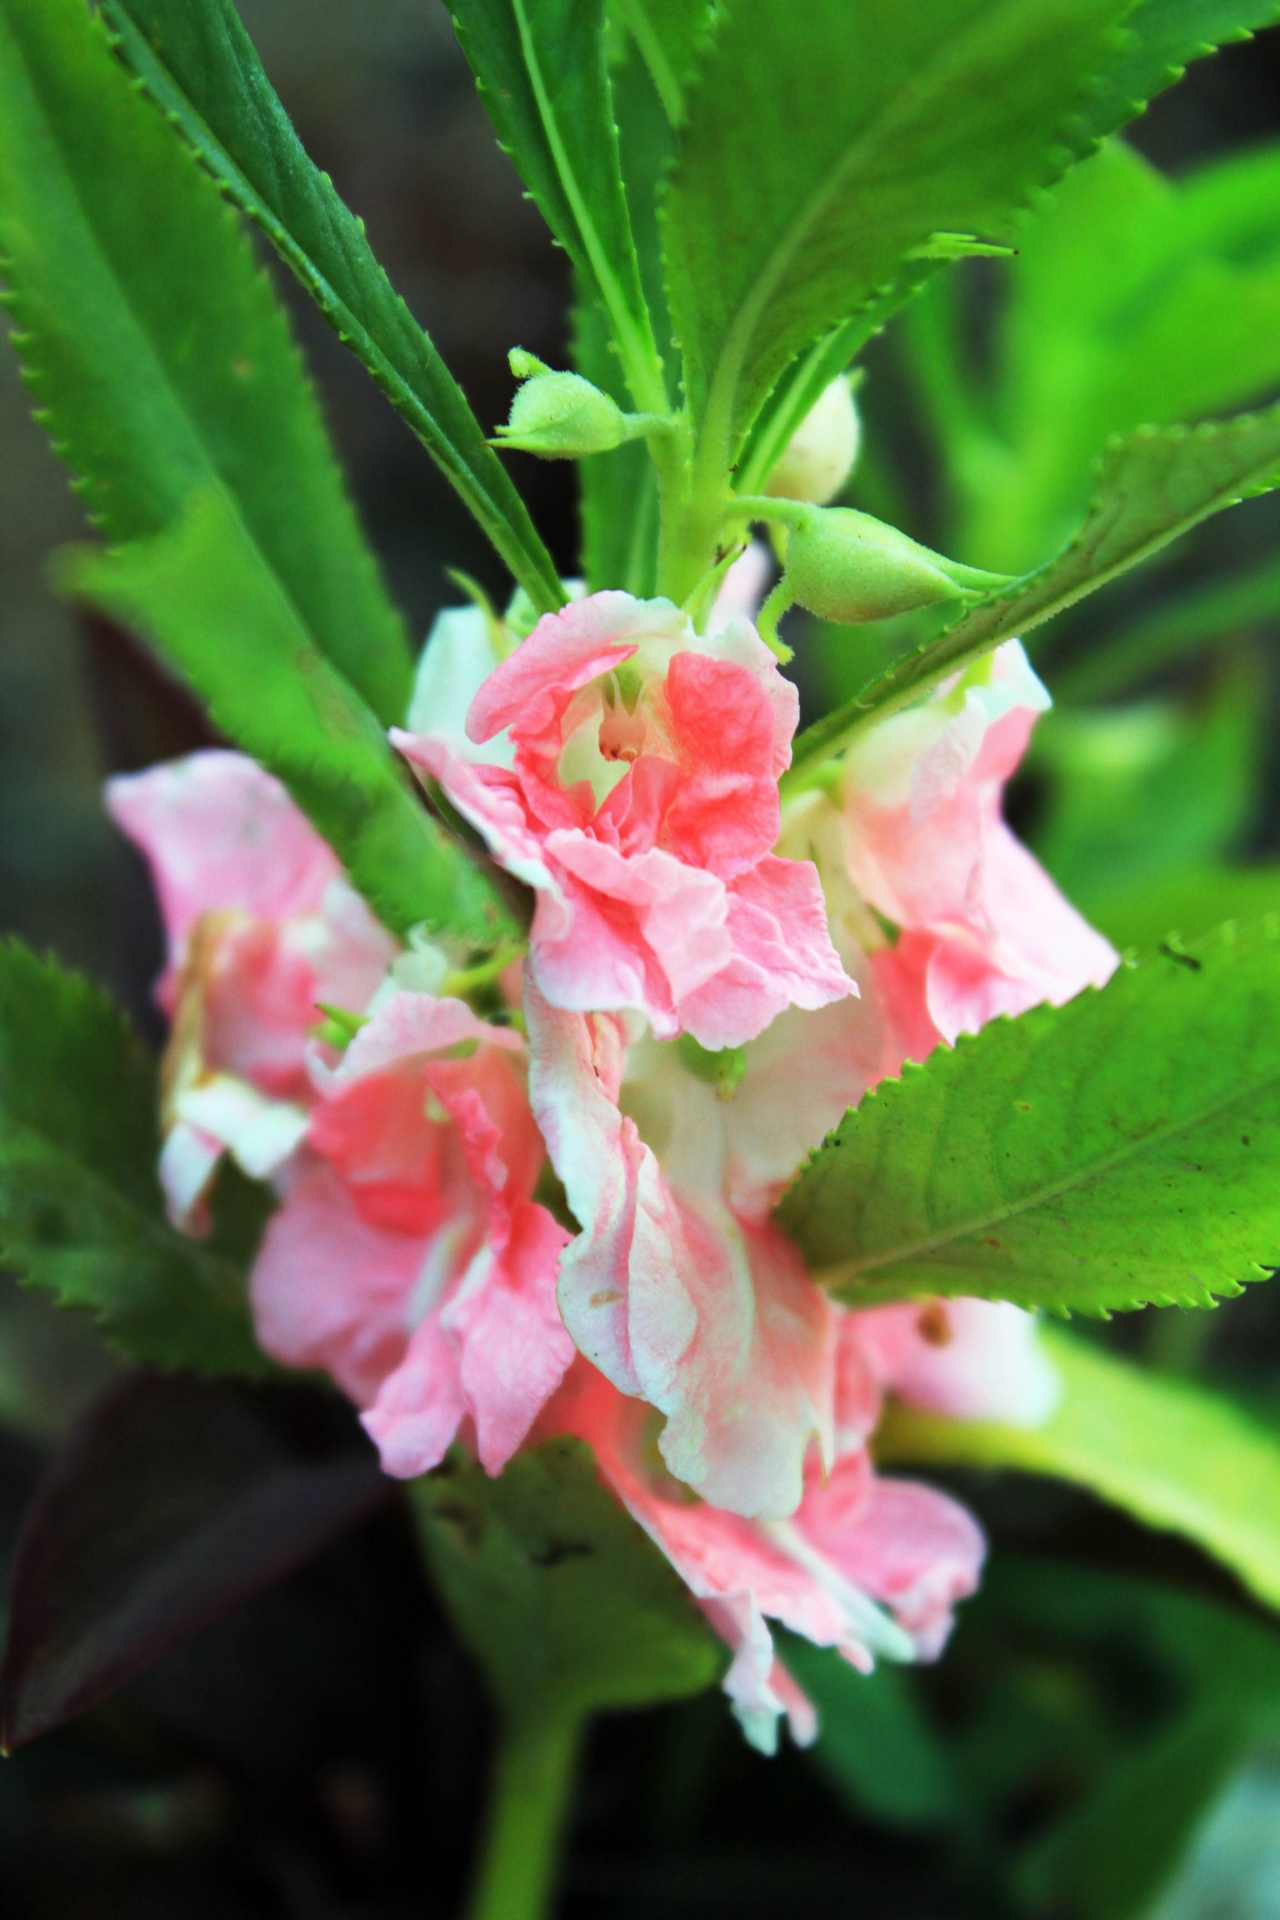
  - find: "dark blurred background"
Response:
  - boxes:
[2,5,1280,1915]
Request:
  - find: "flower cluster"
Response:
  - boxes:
[111,579,1110,1750]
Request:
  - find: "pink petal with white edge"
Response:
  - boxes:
[853,1298,1062,1427]
[106,752,339,953]
[391,732,558,896]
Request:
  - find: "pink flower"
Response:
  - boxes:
[106,752,397,1225]
[794,641,1117,1057]
[546,1347,985,1753]
[250,989,574,1478]
[393,592,852,1049]
[524,982,887,1520]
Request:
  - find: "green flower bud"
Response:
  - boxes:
[495,356,630,458]
[778,506,1006,625]
[763,376,860,506]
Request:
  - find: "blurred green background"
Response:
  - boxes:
[3,5,1280,1915]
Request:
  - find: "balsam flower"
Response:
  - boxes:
[394,592,852,1050]
[106,751,396,1226]
[786,640,1117,1061]
[250,988,574,1478]
[525,982,887,1520]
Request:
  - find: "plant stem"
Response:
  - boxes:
[466,1710,584,1920]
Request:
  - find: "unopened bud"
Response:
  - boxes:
[778,506,1006,625]
[495,354,630,458]
[763,377,860,506]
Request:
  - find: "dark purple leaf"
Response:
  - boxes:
[1,1372,391,1749]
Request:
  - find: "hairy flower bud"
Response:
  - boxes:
[779,506,1005,625]
[495,352,631,458]
[763,377,860,505]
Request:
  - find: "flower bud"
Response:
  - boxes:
[763,376,860,505]
[779,506,1004,625]
[495,355,631,458]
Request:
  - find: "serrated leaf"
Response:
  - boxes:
[0,1372,388,1749]
[99,0,564,615]
[877,1328,1280,1614]
[0,942,265,1376]
[1075,0,1280,151]
[413,1439,722,1729]
[661,0,1136,459]
[446,0,667,416]
[0,0,411,729]
[60,488,504,942]
[788,400,1280,781]
[778,923,1280,1319]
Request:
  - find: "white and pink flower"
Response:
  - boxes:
[394,592,853,1050]
[251,988,574,1478]
[107,751,397,1226]
[795,641,1117,1059]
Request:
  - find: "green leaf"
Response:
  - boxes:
[571,37,670,592]
[778,921,1280,1318]
[99,0,564,615]
[610,0,713,123]
[59,488,503,942]
[661,0,1136,460]
[0,942,266,1376]
[0,0,411,729]
[787,399,1280,782]
[413,1439,723,1728]
[1075,0,1280,151]
[877,1328,1280,1614]
[1032,659,1264,905]
[1085,865,1280,953]
[446,0,667,416]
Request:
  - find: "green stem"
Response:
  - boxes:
[466,1711,584,1920]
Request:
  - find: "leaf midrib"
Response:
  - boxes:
[508,0,662,412]
[810,1004,1280,1284]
